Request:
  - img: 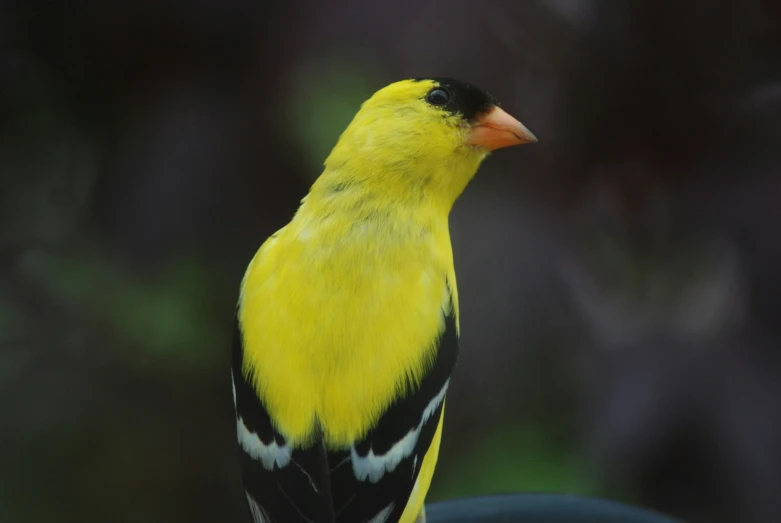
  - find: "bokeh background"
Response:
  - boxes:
[2,0,781,522]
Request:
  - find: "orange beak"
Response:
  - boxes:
[467,106,537,150]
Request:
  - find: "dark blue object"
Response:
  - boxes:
[426,494,684,523]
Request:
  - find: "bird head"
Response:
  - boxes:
[319,78,536,209]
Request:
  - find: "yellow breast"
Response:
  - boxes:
[238,214,458,447]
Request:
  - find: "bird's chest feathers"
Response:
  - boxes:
[239,220,456,447]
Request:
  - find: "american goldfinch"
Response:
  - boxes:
[232,78,536,523]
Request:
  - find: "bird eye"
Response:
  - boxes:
[426,88,450,106]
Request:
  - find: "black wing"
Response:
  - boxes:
[232,299,459,523]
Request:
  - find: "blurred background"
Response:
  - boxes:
[2,0,780,522]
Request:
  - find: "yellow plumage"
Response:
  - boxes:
[233,78,535,523]
[240,81,481,447]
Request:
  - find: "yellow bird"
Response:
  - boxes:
[232,78,536,523]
